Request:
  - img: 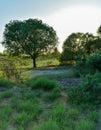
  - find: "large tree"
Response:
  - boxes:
[60,32,95,62]
[97,25,101,36]
[2,19,58,68]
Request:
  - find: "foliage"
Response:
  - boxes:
[60,32,101,64]
[0,57,23,82]
[76,51,101,75]
[87,51,101,72]
[0,78,13,87]
[28,77,59,91]
[2,19,58,67]
[0,90,13,99]
[68,73,101,104]
[60,32,94,63]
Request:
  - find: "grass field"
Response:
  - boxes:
[0,56,100,130]
[0,84,99,130]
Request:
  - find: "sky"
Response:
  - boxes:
[0,0,101,52]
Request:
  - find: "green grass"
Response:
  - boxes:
[26,77,59,91]
[33,119,60,130]
[0,78,13,87]
[75,119,96,130]
[14,111,33,127]
[44,87,61,102]
[0,62,99,130]
[0,90,14,99]
[0,86,99,130]
[0,105,12,121]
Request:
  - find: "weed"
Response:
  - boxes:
[0,105,12,121]
[51,103,66,127]
[44,87,61,102]
[75,119,96,130]
[0,121,9,130]
[16,98,43,119]
[33,119,60,130]
[88,111,99,123]
[68,108,79,120]
[14,111,33,127]
[0,78,13,87]
[0,90,13,99]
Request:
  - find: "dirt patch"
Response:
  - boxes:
[57,78,81,88]
[30,68,81,88]
[31,68,71,76]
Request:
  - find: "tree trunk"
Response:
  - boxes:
[32,57,36,68]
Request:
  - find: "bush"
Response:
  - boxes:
[0,78,13,87]
[76,51,101,75]
[29,77,58,91]
[68,73,101,104]
[87,51,101,72]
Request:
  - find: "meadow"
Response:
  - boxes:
[0,56,100,130]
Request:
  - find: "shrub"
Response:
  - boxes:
[68,73,101,104]
[87,51,101,72]
[29,77,58,91]
[0,90,14,99]
[0,78,13,87]
[76,51,101,75]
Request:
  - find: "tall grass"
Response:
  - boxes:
[27,77,59,91]
[0,78,13,87]
[75,119,96,130]
[33,119,60,130]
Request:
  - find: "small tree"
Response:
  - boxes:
[2,19,58,68]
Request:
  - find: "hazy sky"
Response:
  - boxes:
[0,0,101,52]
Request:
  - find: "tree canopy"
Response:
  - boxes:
[2,19,58,67]
[60,32,100,63]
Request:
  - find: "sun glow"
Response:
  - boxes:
[42,6,101,51]
[0,5,101,53]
